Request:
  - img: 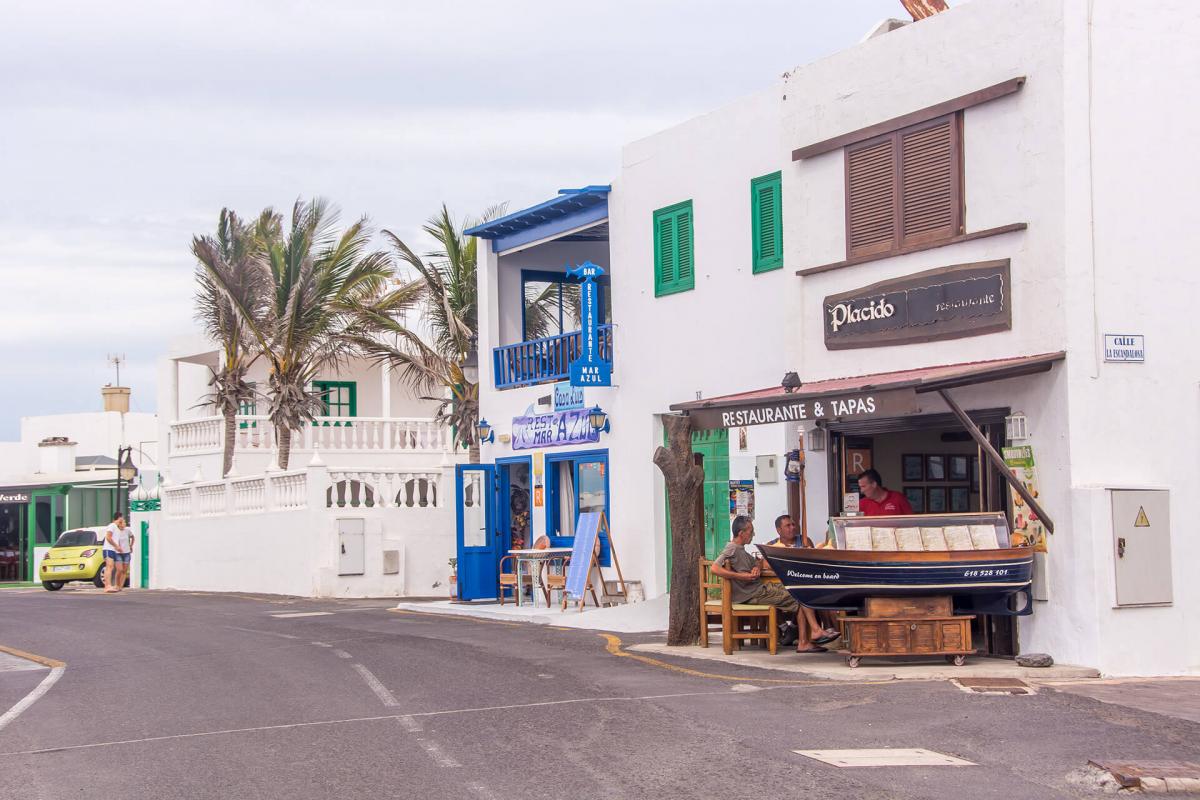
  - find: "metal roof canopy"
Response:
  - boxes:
[465,186,610,254]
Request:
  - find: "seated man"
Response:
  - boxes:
[765,514,841,642]
[711,516,838,653]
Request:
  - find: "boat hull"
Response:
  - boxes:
[758,544,1034,614]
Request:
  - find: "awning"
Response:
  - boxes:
[669,352,1064,430]
[465,186,610,254]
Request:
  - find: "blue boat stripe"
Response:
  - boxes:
[769,559,1032,570]
[784,581,1029,590]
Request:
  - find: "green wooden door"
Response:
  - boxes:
[692,430,730,560]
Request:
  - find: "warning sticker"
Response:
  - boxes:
[1134,506,1151,528]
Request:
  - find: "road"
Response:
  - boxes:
[0,587,1196,799]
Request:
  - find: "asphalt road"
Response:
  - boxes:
[0,587,1196,800]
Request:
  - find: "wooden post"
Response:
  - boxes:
[654,414,705,646]
[937,388,1055,534]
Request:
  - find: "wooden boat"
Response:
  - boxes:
[757,543,1034,615]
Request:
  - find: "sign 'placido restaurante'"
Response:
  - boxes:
[823,260,1012,350]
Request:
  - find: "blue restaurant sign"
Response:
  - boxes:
[511,408,600,450]
[567,261,612,387]
[553,381,585,411]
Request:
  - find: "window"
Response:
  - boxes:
[653,200,694,297]
[845,112,962,259]
[238,382,257,429]
[751,172,783,273]
[313,381,356,422]
[521,270,608,341]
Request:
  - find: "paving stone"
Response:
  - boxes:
[1141,777,1168,793]
[1164,777,1200,793]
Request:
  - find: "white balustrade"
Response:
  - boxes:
[163,487,194,518]
[326,468,441,509]
[170,416,451,456]
[231,477,267,513]
[195,482,228,516]
[270,471,308,510]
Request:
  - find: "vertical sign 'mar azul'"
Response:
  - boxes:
[568,261,612,387]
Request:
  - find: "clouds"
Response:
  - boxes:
[0,0,903,438]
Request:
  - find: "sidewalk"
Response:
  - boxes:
[629,638,1100,682]
[394,593,669,633]
[1045,677,1200,724]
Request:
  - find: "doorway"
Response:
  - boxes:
[455,465,499,601]
[827,409,1017,657]
[28,489,67,583]
[0,502,25,581]
[692,429,730,561]
[497,456,533,551]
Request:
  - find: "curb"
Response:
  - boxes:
[0,644,66,669]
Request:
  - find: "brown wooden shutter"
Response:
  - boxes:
[899,114,961,246]
[846,138,898,258]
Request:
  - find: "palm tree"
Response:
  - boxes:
[203,198,401,470]
[354,204,503,463]
[191,209,270,477]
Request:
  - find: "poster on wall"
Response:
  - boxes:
[1002,445,1048,552]
[728,480,755,520]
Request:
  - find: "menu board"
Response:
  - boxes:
[871,528,898,551]
[943,526,974,551]
[845,528,873,551]
[969,525,1000,550]
[895,528,925,552]
[920,527,949,551]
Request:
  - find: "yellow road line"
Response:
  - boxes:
[600,634,900,686]
[0,644,65,669]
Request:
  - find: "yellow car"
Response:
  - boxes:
[40,527,112,590]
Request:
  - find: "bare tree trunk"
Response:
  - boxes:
[653,414,705,646]
[277,425,292,471]
[468,442,480,464]
[222,405,237,477]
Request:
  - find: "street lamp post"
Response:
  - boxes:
[116,446,137,520]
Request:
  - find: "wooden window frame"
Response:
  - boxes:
[653,200,694,297]
[751,172,783,273]
[844,112,964,260]
[312,380,357,420]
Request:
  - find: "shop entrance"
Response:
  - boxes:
[827,408,1017,656]
[0,502,26,581]
[692,429,730,560]
[28,489,67,583]
[497,457,532,551]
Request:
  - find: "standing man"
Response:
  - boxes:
[102,513,134,593]
[711,516,838,654]
[857,469,913,516]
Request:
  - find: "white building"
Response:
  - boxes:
[467,0,1198,676]
[154,336,464,598]
[0,400,158,585]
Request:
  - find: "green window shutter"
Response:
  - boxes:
[751,171,783,273]
[653,200,695,297]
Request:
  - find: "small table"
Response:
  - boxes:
[508,548,572,607]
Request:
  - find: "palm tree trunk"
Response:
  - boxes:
[277,426,292,471]
[468,442,480,464]
[223,405,237,476]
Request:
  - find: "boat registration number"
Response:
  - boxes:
[963,569,1009,578]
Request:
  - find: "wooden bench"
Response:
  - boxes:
[698,559,778,655]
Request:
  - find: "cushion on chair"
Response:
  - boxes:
[731,604,772,611]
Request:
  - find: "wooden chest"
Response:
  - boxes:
[839,595,975,667]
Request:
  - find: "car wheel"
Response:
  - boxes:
[93,564,107,588]
[43,581,64,591]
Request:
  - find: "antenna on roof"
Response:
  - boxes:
[107,353,126,387]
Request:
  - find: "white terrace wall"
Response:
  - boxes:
[156,465,453,598]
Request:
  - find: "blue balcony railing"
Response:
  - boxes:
[493,325,613,389]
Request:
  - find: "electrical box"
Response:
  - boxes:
[382,549,400,575]
[338,518,365,576]
[755,454,779,484]
[1111,489,1172,607]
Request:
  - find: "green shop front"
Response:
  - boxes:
[0,481,123,583]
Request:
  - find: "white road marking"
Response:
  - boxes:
[398,716,422,733]
[0,666,65,734]
[467,782,500,800]
[0,687,762,756]
[794,748,977,767]
[270,612,333,618]
[333,650,353,659]
[225,626,301,640]
[352,664,399,707]
[310,642,333,648]
[416,738,460,768]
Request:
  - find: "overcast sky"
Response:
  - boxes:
[0,0,904,440]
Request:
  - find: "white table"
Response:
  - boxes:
[508,547,572,607]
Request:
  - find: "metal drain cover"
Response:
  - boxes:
[954,678,1034,695]
[794,749,976,767]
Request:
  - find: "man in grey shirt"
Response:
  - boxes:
[711,515,837,653]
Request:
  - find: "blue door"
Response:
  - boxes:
[455,465,499,601]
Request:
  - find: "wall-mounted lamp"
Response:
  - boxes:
[781,371,802,393]
[476,418,495,444]
[806,426,826,452]
[587,405,611,434]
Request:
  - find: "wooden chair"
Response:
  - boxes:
[498,555,533,605]
[541,555,569,606]
[698,558,777,655]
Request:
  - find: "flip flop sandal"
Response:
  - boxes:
[812,633,840,645]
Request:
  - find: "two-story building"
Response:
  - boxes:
[468,0,1199,676]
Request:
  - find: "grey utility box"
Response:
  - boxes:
[1110,489,1172,607]
[756,454,779,484]
[338,518,366,576]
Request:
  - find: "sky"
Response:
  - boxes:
[0,0,905,440]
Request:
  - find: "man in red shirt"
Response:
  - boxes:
[857,469,914,516]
